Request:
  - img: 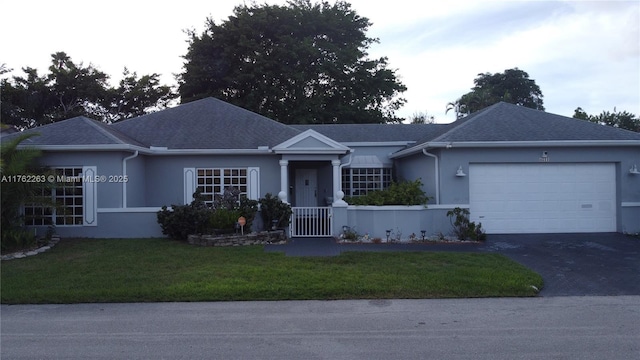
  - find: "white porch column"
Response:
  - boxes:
[279,160,289,204]
[332,159,347,206]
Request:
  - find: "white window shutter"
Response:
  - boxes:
[83,166,98,226]
[247,167,260,200]
[184,168,196,204]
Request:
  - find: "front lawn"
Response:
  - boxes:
[1,238,543,304]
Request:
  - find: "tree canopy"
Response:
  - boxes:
[408,111,435,124]
[179,0,406,124]
[447,68,544,118]
[1,52,176,129]
[573,107,639,132]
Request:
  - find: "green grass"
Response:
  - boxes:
[1,238,543,304]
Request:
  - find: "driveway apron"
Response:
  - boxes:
[482,233,640,296]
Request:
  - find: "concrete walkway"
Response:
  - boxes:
[265,233,640,297]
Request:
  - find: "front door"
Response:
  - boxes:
[295,169,318,207]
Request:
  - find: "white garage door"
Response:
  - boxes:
[469,163,616,234]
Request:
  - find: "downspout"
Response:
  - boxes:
[422,148,440,204]
[122,150,139,208]
[339,150,354,193]
[339,149,354,172]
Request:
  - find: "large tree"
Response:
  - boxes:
[179,0,406,124]
[1,52,176,129]
[448,68,544,118]
[573,107,639,132]
[104,68,176,122]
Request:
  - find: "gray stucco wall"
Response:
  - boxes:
[395,153,436,203]
[143,154,281,207]
[30,210,164,238]
[124,154,146,207]
[343,206,458,240]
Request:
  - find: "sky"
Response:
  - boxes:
[1,0,638,123]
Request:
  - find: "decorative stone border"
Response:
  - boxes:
[1,236,61,261]
[188,230,287,247]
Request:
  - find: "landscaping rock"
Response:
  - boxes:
[188,230,287,247]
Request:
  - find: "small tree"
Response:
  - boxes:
[408,111,435,124]
[446,207,486,241]
[0,133,53,250]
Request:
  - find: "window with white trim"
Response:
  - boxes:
[196,168,248,205]
[342,168,392,197]
[24,167,84,226]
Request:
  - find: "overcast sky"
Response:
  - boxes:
[2,0,638,123]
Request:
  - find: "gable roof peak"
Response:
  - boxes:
[273,129,350,154]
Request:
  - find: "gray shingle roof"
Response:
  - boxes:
[428,102,640,143]
[112,98,301,149]
[292,124,449,143]
[3,99,638,152]
[1,116,146,147]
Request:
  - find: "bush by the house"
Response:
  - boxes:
[259,193,292,229]
[158,188,276,240]
[346,179,430,206]
[446,207,486,241]
[1,228,37,252]
[157,189,211,241]
[209,208,242,233]
[211,187,259,231]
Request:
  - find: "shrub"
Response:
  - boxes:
[157,189,211,241]
[212,187,259,230]
[209,208,242,233]
[259,193,292,229]
[341,227,359,241]
[236,197,259,230]
[446,207,486,241]
[1,228,37,252]
[346,179,430,206]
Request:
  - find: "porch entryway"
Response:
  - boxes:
[290,167,333,238]
[272,129,351,237]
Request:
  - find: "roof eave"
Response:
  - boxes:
[17,144,274,155]
[273,149,349,155]
[341,141,415,147]
[390,140,640,159]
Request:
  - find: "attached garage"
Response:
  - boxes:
[469,163,616,234]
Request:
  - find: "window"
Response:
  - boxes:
[24,167,84,226]
[196,168,248,205]
[342,168,392,197]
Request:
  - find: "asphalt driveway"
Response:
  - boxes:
[265,233,640,297]
[482,233,640,297]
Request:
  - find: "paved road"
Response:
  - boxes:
[2,296,639,359]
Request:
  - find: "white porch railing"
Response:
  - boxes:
[290,207,333,237]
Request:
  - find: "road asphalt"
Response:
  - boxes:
[2,296,639,359]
